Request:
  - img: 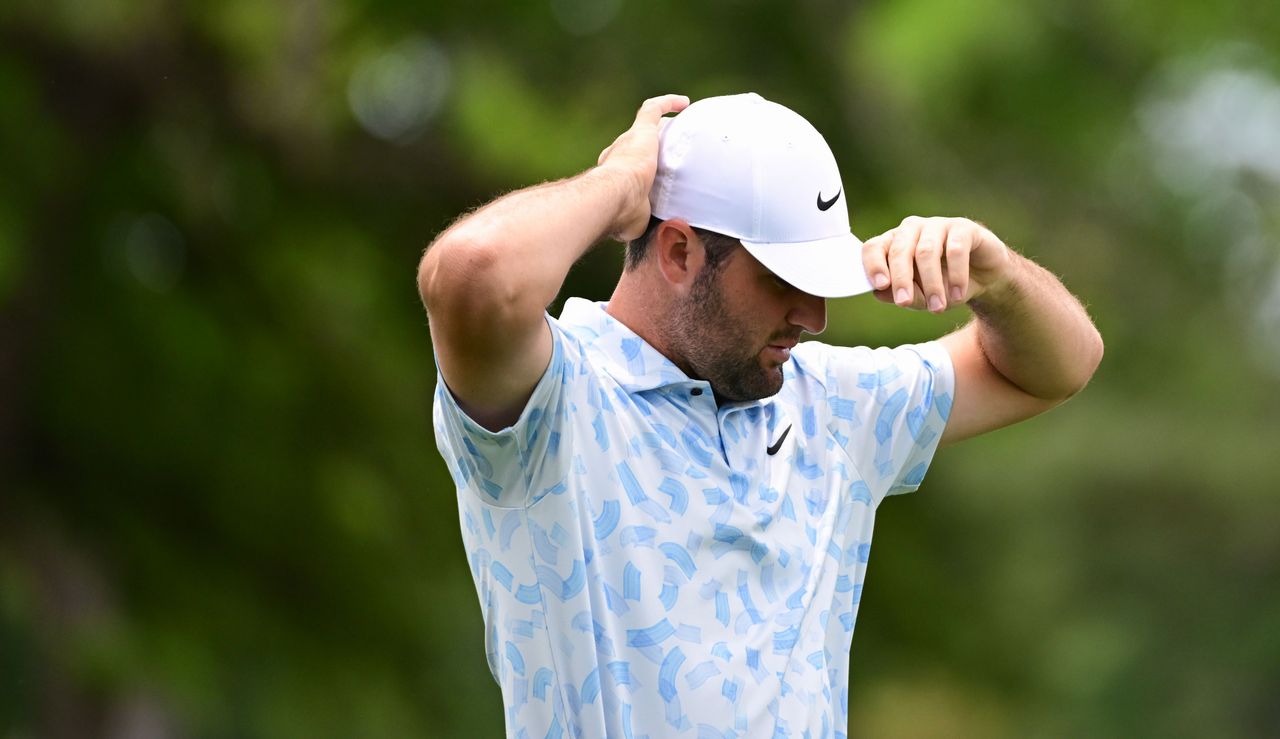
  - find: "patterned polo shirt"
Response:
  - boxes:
[433,297,954,738]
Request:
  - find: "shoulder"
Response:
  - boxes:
[786,340,954,423]
[788,340,876,389]
[791,340,951,381]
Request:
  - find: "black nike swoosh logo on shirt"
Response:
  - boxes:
[766,425,792,456]
[816,188,841,211]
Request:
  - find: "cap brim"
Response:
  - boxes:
[740,232,873,298]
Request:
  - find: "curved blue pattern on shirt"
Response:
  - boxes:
[498,512,521,551]
[874,388,908,443]
[659,542,697,579]
[721,677,740,703]
[773,625,799,653]
[658,646,685,701]
[581,669,600,705]
[658,477,689,514]
[530,521,558,564]
[616,461,647,504]
[533,667,554,700]
[603,582,629,615]
[627,618,675,647]
[535,560,585,601]
[593,500,620,540]
[680,428,714,468]
[506,641,525,676]
[491,562,514,591]
[622,562,640,600]
[736,570,762,624]
[606,660,633,687]
[686,660,721,689]
[936,391,953,420]
[592,412,609,451]
[660,582,678,610]
[619,525,656,547]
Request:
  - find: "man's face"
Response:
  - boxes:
[668,245,827,402]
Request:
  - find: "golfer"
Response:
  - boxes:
[420,92,1102,737]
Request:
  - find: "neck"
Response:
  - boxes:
[607,269,683,370]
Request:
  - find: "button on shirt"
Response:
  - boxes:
[433,298,954,738]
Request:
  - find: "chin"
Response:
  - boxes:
[764,369,785,395]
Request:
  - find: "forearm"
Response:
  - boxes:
[418,165,636,319]
[966,252,1104,400]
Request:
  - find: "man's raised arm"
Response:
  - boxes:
[860,216,1105,446]
[417,94,689,431]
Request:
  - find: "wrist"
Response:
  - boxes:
[968,251,1025,315]
[589,163,651,241]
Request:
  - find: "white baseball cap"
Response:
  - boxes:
[649,92,873,298]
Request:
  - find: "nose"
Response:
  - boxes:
[788,290,827,335]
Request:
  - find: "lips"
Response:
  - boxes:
[763,338,797,363]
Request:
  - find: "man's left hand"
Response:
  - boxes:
[861,216,1013,314]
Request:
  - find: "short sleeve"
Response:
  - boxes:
[802,340,955,504]
[432,314,577,508]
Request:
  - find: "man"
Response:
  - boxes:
[419,92,1102,737]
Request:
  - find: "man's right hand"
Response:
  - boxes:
[595,94,690,242]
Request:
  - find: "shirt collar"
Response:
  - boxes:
[557,298,781,413]
[559,298,693,393]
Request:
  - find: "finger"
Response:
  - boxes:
[914,218,949,313]
[634,94,691,129]
[861,230,893,291]
[945,222,972,303]
[875,277,927,309]
[911,277,928,310]
[887,217,924,306]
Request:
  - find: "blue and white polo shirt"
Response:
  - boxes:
[433,297,954,738]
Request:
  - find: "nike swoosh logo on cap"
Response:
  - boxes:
[766,425,792,456]
[816,188,841,211]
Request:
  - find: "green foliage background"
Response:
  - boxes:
[2,0,1279,736]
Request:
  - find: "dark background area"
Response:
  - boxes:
[2,0,1279,736]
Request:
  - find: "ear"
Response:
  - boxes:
[652,219,705,294]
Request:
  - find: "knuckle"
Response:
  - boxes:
[900,215,923,227]
[915,242,938,260]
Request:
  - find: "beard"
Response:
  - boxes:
[666,267,790,402]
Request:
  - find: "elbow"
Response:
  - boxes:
[417,233,521,326]
[418,234,468,313]
[1082,325,1105,387]
[1058,325,1105,401]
